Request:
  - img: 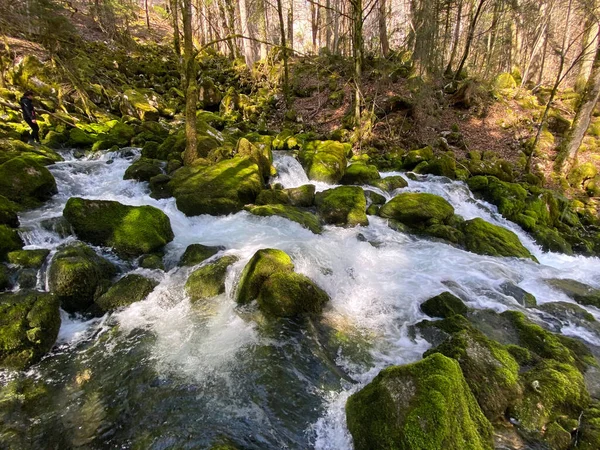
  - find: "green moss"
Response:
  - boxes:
[123,158,163,182]
[94,274,158,312]
[545,278,600,308]
[530,226,573,254]
[236,137,273,180]
[283,184,315,207]
[315,186,368,227]
[461,218,536,261]
[42,130,68,149]
[494,73,517,90]
[421,154,457,179]
[256,189,290,206]
[185,255,238,302]
[420,292,468,318]
[425,328,522,420]
[577,401,600,450]
[379,192,454,226]
[543,421,572,449]
[7,249,50,268]
[298,140,350,183]
[121,88,161,121]
[63,197,174,259]
[538,301,596,323]
[369,175,408,193]
[179,244,223,267]
[0,157,57,208]
[568,162,598,188]
[340,163,381,185]
[246,204,322,234]
[403,146,434,169]
[139,254,164,270]
[510,360,589,432]
[505,345,532,366]
[236,248,294,305]
[0,195,20,228]
[345,353,494,450]
[0,225,23,260]
[48,242,116,313]
[272,129,299,150]
[170,157,263,216]
[0,291,61,370]
[68,128,97,147]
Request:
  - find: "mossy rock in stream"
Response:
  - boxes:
[0,290,61,370]
[257,271,330,318]
[283,184,316,207]
[545,278,600,308]
[0,195,20,228]
[245,204,323,234]
[461,218,536,261]
[420,292,468,318]
[67,128,97,148]
[0,225,24,260]
[298,140,350,184]
[577,401,600,450]
[255,189,290,206]
[185,255,238,302]
[123,157,163,182]
[179,243,224,267]
[425,328,522,421]
[48,242,117,313]
[368,175,408,193]
[379,192,454,226]
[63,197,174,258]
[169,156,263,216]
[92,274,158,313]
[236,248,294,305]
[7,249,50,269]
[345,353,494,450]
[236,137,274,181]
[340,162,381,185]
[315,186,368,227]
[0,157,57,208]
[402,146,434,169]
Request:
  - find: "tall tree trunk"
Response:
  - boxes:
[454,0,487,79]
[287,1,294,55]
[351,0,363,125]
[276,0,290,107]
[576,17,599,93]
[144,0,150,29]
[326,0,332,50]
[484,0,501,77]
[556,42,600,174]
[259,0,268,60]
[311,2,319,53]
[238,0,254,66]
[217,0,236,58]
[170,0,181,57]
[379,0,389,57]
[182,0,198,166]
[445,0,463,76]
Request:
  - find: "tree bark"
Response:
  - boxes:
[454,0,487,79]
[445,0,463,76]
[276,0,290,107]
[379,0,389,57]
[170,0,181,57]
[576,17,599,93]
[287,1,294,55]
[144,0,150,29]
[238,0,255,66]
[182,0,198,166]
[351,0,363,125]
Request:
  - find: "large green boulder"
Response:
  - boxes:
[340,163,381,185]
[121,88,161,121]
[47,242,117,313]
[236,137,273,181]
[68,128,96,148]
[462,218,536,261]
[93,274,158,313]
[379,192,454,226]
[236,248,294,305]
[255,189,290,206]
[0,225,23,259]
[63,197,174,258]
[283,184,316,207]
[545,278,600,308]
[298,140,350,183]
[179,243,224,267]
[123,158,163,182]
[0,291,61,370]
[7,249,50,269]
[0,195,19,228]
[185,255,238,302]
[403,146,434,169]
[245,204,322,234]
[170,157,263,216]
[0,157,57,208]
[369,175,408,193]
[257,271,330,317]
[346,353,494,450]
[315,186,368,227]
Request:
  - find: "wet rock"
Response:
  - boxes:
[368,175,408,193]
[577,401,600,450]
[403,146,434,169]
[283,184,315,207]
[499,282,537,307]
[236,248,294,305]
[420,292,468,318]
[537,301,596,324]
[17,268,38,289]
[0,225,24,260]
[123,157,163,182]
[379,192,454,226]
[7,249,50,269]
[178,244,224,267]
[346,353,494,450]
[148,174,172,199]
[256,189,290,206]
[0,290,61,369]
[315,186,368,227]
[418,153,457,179]
[93,274,158,313]
[68,128,96,148]
[340,162,381,185]
[0,157,57,208]
[63,197,174,258]
[47,242,117,313]
[236,137,274,181]
[462,218,537,261]
[298,140,350,184]
[0,195,20,228]
[139,254,164,270]
[545,278,600,308]
[245,204,322,234]
[185,255,238,302]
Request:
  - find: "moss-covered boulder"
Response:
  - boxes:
[283,184,315,207]
[63,197,174,258]
[420,292,468,318]
[298,140,350,183]
[379,192,454,226]
[369,175,408,193]
[419,154,457,179]
[198,77,222,109]
[340,163,381,185]
[462,218,536,261]
[257,271,330,317]
[179,243,224,267]
[403,146,434,169]
[0,225,24,260]
[346,353,494,450]
[425,328,522,421]
[577,401,600,450]
[149,174,172,200]
[121,88,161,121]
[256,189,290,206]
[139,254,164,270]
[236,137,273,181]
[47,242,116,313]
[236,248,294,305]
[123,158,163,182]
[245,204,322,234]
[0,291,61,370]
[0,157,57,208]
[0,195,19,228]
[7,249,50,269]
[545,278,600,308]
[315,186,368,227]
[170,157,263,216]
[93,274,158,313]
[185,255,238,302]
[68,128,96,148]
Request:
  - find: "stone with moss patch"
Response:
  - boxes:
[420,292,468,318]
[256,189,290,206]
[0,195,19,228]
[93,274,158,313]
[576,401,600,450]
[379,192,454,227]
[369,175,408,193]
[68,128,97,148]
[462,218,536,261]
[346,353,494,450]
[545,278,600,308]
[0,157,57,208]
[63,197,174,259]
[298,140,350,183]
[185,255,238,302]
[236,248,294,305]
[7,249,50,269]
[283,184,315,207]
[0,225,24,260]
[315,186,368,227]
[179,244,224,267]
[139,254,164,270]
[0,290,61,370]
[246,204,322,234]
[340,163,381,185]
[403,146,434,169]
[123,158,163,182]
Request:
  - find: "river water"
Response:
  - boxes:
[2,149,600,449]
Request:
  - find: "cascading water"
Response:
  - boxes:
[2,149,600,449]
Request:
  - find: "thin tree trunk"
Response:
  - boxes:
[379,0,389,57]
[170,0,181,56]
[576,17,599,93]
[182,0,198,166]
[276,0,290,107]
[217,0,235,58]
[259,0,268,60]
[144,0,150,29]
[454,0,487,80]
[326,0,332,50]
[445,0,463,76]
[351,0,363,125]
[238,0,254,66]
[287,1,294,55]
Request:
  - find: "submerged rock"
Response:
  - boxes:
[0,157,57,208]
[245,204,322,234]
[93,274,158,313]
[346,353,494,450]
[47,242,116,313]
[185,255,238,302]
[0,290,61,369]
[63,197,174,258]
[315,186,368,227]
[179,244,224,267]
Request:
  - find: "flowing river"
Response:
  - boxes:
[2,149,600,449]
